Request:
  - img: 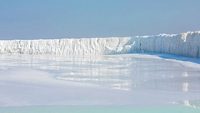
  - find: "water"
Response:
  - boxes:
[0,54,199,112]
[0,106,199,113]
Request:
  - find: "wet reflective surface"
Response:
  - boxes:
[0,54,200,109]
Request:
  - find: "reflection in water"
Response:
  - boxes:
[182,82,189,92]
[183,100,200,109]
[0,54,200,92]
[0,54,200,106]
[181,72,200,108]
[182,72,189,92]
[0,55,133,91]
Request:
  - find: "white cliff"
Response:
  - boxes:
[0,31,199,57]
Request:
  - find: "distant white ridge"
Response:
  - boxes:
[0,31,200,57]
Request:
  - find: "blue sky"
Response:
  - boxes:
[0,0,200,39]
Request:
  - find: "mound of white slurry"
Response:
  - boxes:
[0,31,199,57]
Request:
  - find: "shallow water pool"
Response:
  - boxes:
[0,54,199,112]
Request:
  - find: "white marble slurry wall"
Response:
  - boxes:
[0,31,199,57]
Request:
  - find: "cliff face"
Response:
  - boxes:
[0,31,199,57]
[133,31,200,58]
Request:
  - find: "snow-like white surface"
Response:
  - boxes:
[0,31,200,57]
[0,54,200,107]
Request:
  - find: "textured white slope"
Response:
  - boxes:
[135,31,200,58]
[0,31,199,57]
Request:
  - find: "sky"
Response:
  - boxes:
[0,0,200,39]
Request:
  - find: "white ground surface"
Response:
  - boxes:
[0,54,199,108]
